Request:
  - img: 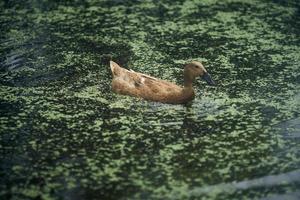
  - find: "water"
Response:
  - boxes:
[0,0,300,199]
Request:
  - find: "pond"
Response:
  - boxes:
[0,0,300,199]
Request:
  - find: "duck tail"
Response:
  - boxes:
[110,61,122,77]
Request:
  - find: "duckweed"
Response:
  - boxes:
[1,0,300,199]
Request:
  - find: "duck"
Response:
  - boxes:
[110,61,215,104]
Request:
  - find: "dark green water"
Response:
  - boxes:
[1,0,300,199]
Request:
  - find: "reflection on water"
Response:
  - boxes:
[168,169,300,199]
[278,117,300,139]
[0,0,300,199]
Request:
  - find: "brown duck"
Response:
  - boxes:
[110,61,215,104]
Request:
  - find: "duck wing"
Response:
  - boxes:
[129,69,180,91]
[129,69,157,81]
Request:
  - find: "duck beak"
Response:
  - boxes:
[202,72,216,86]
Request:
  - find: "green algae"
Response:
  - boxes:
[1,0,300,200]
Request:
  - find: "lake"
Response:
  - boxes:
[0,0,300,199]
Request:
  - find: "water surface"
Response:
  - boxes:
[0,0,300,199]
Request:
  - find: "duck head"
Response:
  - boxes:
[184,61,216,87]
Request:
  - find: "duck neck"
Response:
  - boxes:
[184,72,195,88]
